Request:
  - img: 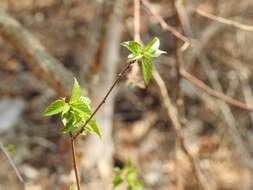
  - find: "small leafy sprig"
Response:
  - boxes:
[43,78,101,138]
[113,160,144,190]
[121,37,166,85]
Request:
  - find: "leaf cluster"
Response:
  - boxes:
[43,78,100,138]
[113,160,144,190]
[121,37,166,85]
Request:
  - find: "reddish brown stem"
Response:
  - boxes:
[70,134,80,190]
[73,63,133,139]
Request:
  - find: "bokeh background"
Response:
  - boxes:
[1,0,253,189]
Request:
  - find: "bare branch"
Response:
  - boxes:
[153,69,212,190]
[141,0,190,45]
[180,68,253,112]
[196,9,253,32]
[0,141,25,190]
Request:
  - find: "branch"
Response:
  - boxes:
[70,134,80,190]
[153,70,211,190]
[73,62,133,139]
[180,68,253,112]
[141,0,190,45]
[0,141,25,189]
[196,9,253,32]
[0,11,75,96]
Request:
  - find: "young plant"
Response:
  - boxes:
[42,37,165,190]
[121,37,166,85]
[43,78,100,190]
[43,78,100,138]
[113,160,144,190]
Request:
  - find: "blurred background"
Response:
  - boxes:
[0,0,253,189]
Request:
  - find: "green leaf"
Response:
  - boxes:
[71,100,91,115]
[128,53,143,62]
[143,37,160,52]
[141,57,153,85]
[5,144,16,157]
[62,102,70,116]
[61,111,76,133]
[113,175,123,189]
[43,99,65,116]
[70,78,81,103]
[144,49,167,58]
[121,41,142,54]
[80,96,91,106]
[85,116,101,138]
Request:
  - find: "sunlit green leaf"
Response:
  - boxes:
[71,100,91,115]
[85,116,101,139]
[70,78,81,103]
[62,102,70,116]
[43,99,65,116]
[80,96,91,107]
[141,57,153,85]
[143,37,160,52]
[112,160,144,190]
[61,111,76,133]
[121,41,142,54]
[144,49,167,58]
[128,53,143,62]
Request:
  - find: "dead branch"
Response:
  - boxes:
[0,11,75,96]
[141,0,190,45]
[180,68,253,112]
[153,69,212,190]
[198,54,253,171]
[196,9,253,32]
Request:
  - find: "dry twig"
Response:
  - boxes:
[137,0,210,189]
[196,9,253,32]
[180,68,253,112]
[141,0,190,45]
[153,69,211,190]
[0,141,25,190]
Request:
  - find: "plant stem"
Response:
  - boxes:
[70,134,81,190]
[73,62,133,139]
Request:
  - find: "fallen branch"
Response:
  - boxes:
[0,11,75,96]
[74,62,132,139]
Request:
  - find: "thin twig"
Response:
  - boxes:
[74,63,133,139]
[70,134,80,190]
[196,9,253,32]
[153,69,211,190]
[180,68,253,112]
[173,0,184,116]
[134,0,141,42]
[0,141,25,188]
[141,0,190,45]
[173,2,185,189]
